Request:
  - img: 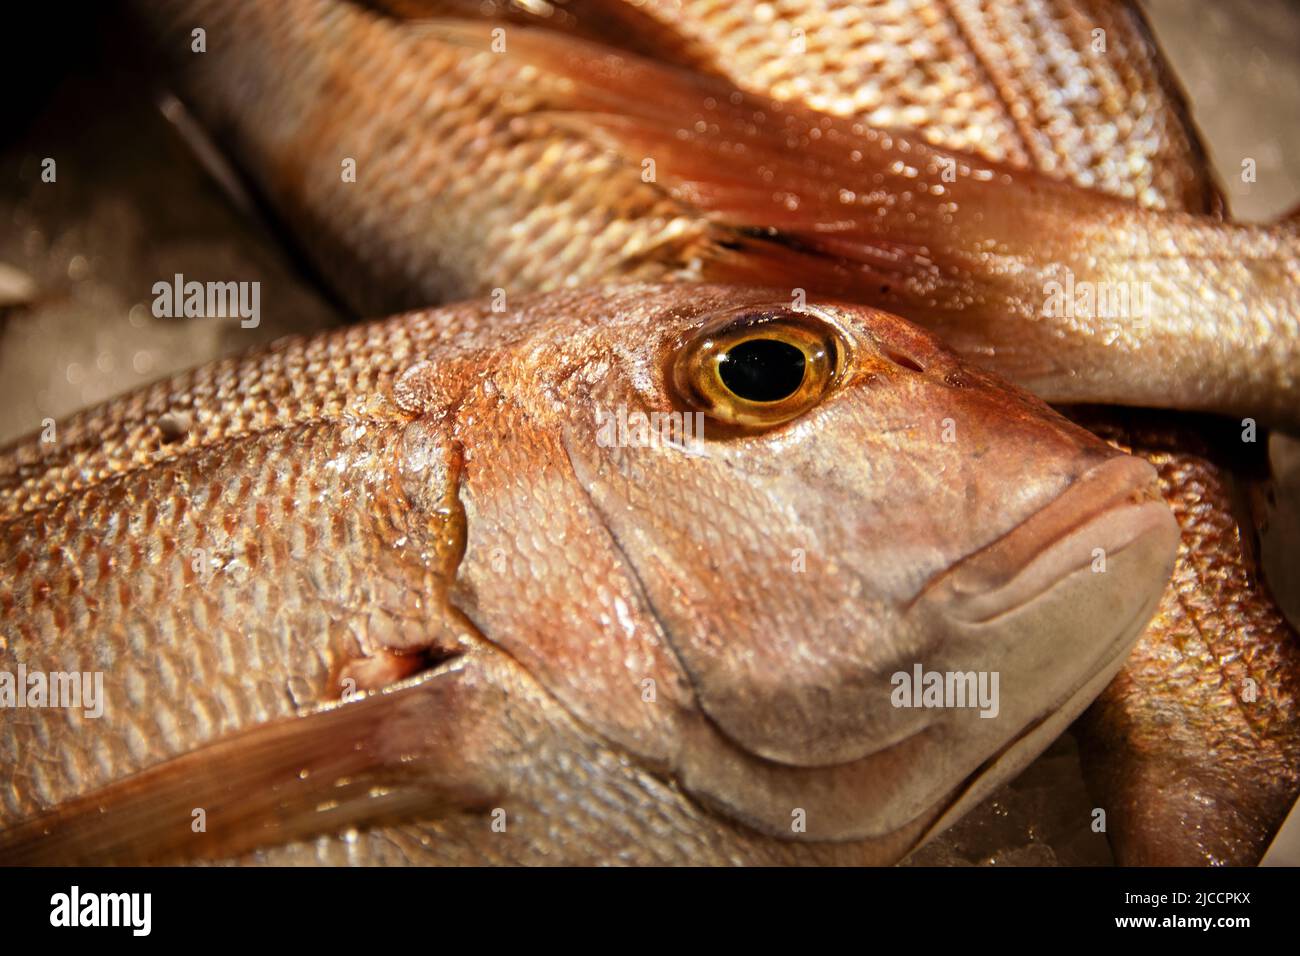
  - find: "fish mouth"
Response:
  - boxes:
[916,454,1176,624]
[894,453,1179,850]
[910,613,1145,855]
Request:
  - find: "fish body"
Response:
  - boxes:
[127,0,1300,426]
[0,285,1178,863]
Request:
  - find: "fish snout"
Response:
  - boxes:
[900,454,1178,829]
[921,455,1177,626]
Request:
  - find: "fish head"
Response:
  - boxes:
[533,284,1178,845]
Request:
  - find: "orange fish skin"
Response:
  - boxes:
[126,0,1300,427]
[127,0,1220,313]
[0,284,1178,863]
[125,0,714,317]
[352,0,1224,214]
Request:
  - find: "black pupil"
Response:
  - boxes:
[717,338,806,403]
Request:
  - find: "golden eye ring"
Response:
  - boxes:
[672,307,845,428]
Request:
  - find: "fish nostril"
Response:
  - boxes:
[880,346,926,374]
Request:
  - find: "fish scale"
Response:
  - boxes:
[1,418,462,826]
[131,0,711,315]
[0,303,483,517]
[498,0,1218,210]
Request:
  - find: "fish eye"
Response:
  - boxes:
[672,307,844,427]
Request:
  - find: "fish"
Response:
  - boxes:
[106,0,1300,864]
[0,284,1179,864]
[123,0,1300,427]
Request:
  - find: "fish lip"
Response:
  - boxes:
[909,587,1156,854]
[913,454,1171,623]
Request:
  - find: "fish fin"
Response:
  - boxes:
[155,92,261,222]
[420,21,1033,288]
[370,3,1223,215]
[423,20,1074,383]
[0,657,498,864]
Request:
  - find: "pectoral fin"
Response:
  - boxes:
[0,658,498,865]
[419,19,1023,297]
[420,17,1078,383]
